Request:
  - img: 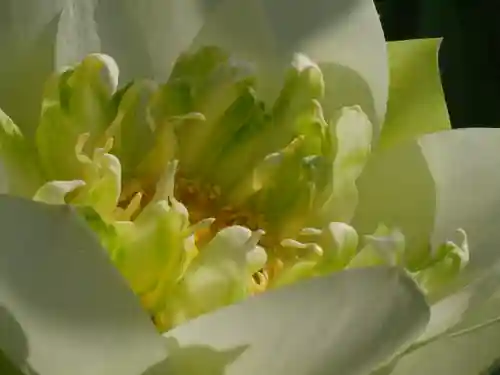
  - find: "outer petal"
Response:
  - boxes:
[354,128,500,366]
[382,290,500,375]
[0,108,44,197]
[0,196,165,375]
[94,0,207,83]
[355,128,500,274]
[0,0,208,137]
[0,0,99,138]
[147,267,429,375]
[192,0,388,131]
[379,39,451,150]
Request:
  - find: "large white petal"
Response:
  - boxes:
[145,267,429,375]
[383,289,500,375]
[191,0,387,131]
[355,128,500,276]
[355,128,500,363]
[0,0,67,137]
[93,0,208,83]
[0,196,165,375]
[0,0,209,137]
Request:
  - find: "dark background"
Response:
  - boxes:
[375,0,500,129]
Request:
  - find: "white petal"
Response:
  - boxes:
[0,196,165,375]
[191,0,388,131]
[151,267,429,375]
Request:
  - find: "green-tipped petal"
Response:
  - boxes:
[0,196,165,375]
[106,80,157,179]
[379,39,451,150]
[321,105,372,223]
[114,199,188,298]
[33,179,85,204]
[163,226,266,327]
[36,54,119,180]
[316,222,359,272]
[151,267,429,375]
[349,225,405,268]
[415,230,469,295]
[71,138,122,220]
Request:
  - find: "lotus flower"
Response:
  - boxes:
[1,1,500,375]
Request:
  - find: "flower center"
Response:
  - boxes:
[174,176,262,243]
[22,49,470,332]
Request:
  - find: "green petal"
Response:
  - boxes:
[106,80,158,179]
[0,196,165,375]
[114,199,188,297]
[316,222,359,272]
[416,129,500,276]
[0,108,44,197]
[36,54,119,181]
[378,38,451,150]
[193,0,388,129]
[163,226,266,327]
[149,267,429,375]
[33,179,86,204]
[349,225,405,268]
[320,105,372,223]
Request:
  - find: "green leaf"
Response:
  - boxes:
[378,39,451,150]
[0,196,165,375]
[150,267,429,375]
[192,0,388,131]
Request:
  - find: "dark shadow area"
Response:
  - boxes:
[200,0,367,56]
[0,306,38,375]
[374,0,447,41]
[353,139,436,267]
[439,0,500,128]
[319,62,378,131]
[143,337,248,375]
[95,0,154,83]
[375,0,422,41]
